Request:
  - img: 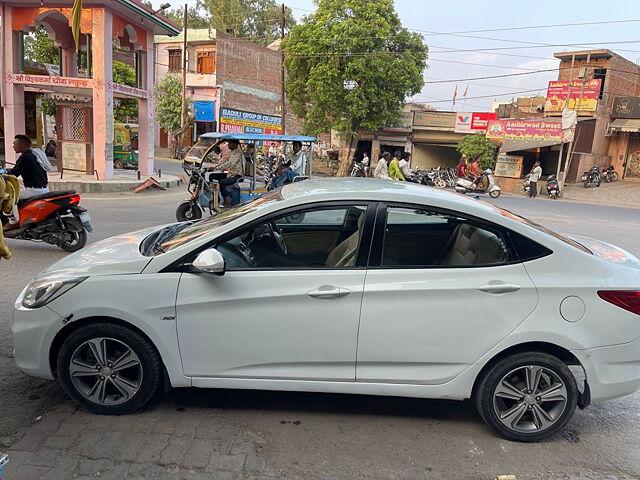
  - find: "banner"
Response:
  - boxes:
[486,118,573,142]
[455,112,497,133]
[219,107,282,134]
[612,96,640,119]
[545,79,601,113]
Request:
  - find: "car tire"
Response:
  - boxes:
[475,352,578,442]
[57,322,163,415]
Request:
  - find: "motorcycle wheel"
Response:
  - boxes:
[176,201,203,222]
[434,178,446,189]
[59,218,88,252]
[583,180,589,188]
[611,172,618,182]
[489,190,501,198]
[114,159,124,170]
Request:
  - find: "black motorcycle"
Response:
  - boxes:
[582,166,601,188]
[603,165,619,183]
[350,161,367,177]
[546,174,560,199]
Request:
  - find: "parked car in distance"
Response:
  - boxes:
[13,179,640,442]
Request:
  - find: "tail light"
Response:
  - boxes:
[598,290,640,316]
[69,195,81,205]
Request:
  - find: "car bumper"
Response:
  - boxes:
[12,295,63,380]
[572,336,640,403]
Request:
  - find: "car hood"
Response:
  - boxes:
[564,234,640,270]
[37,225,162,279]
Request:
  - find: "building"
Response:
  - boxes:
[154,28,300,147]
[1,0,180,179]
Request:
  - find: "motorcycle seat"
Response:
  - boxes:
[19,190,77,206]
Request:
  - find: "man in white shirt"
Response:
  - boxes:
[398,151,413,180]
[361,152,370,176]
[529,161,542,198]
[373,152,391,180]
[289,141,309,176]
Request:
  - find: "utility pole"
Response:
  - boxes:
[180,4,188,132]
[279,3,286,135]
[563,52,591,186]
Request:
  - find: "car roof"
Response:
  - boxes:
[280,178,497,215]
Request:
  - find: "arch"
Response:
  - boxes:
[34,10,74,49]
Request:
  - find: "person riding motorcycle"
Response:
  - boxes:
[467,157,482,187]
[213,139,244,206]
[7,135,49,200]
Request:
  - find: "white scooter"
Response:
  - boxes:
[455,168,501,198]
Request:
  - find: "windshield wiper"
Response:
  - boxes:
[151,224,190,255]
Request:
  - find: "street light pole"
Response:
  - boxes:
[279,3,286,135]
[180,4,188,131]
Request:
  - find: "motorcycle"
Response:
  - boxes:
[350,160,367,177]
[582,166,601,188]
[522,173,531,195]
[603,165,619,183]
[455,169,501,198]
[176,161,232,222]
[2,189,92,252]
[546,174,560,199]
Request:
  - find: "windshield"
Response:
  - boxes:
[144,190,284,256]
[184,138,217,163]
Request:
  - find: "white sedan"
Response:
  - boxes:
[12,179,640,442]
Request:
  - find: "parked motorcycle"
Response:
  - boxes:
[2,189,92,252]
[455,169,501,198]
[582,166,601,188]
[350,161,367,177]
[522,173,531,195]
[603,165,619,183]
[546,174,560,199]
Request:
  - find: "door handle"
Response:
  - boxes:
[307,286,351,299]
[478,283,521,294]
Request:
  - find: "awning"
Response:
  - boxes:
[609,118,640,133]
[500,138,562,153]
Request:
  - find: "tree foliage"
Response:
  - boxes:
[282,0,427,175]
[154,73,191,157]
[112,61,138,122]
[24,26,59,64]
[456,133,497,170]
[165,3,210,29]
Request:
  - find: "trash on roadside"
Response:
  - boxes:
[494,476,517,480]
[0,453,9,479]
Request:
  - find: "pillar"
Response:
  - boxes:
[91,8,114,180]
[61,48,78,77]
[2,10,26,165]
[137,30,155,176]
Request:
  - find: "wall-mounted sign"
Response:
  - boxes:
[219,107,282,134]
[454,112,498,134]
[413,111,455,129]
[486,118,573,142]
[612,97,640,119]
[494,154,524,178]
[544,79,601,113]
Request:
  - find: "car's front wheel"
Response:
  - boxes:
[57,322,163,415]
[475,352,578,442]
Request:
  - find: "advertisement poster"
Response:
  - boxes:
[455,112,498,133]
[612,96,640,119]
[486,119,573,142]
[219,108,282,134]
[494,154,524,178]
[544,79,601,113]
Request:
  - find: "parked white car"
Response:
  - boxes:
[13,179,640,442]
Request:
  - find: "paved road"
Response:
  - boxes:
[1,190,639,479]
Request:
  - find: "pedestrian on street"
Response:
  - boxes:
[399,151,414,181]
[374,152,391,179]
[362,152,370,177]
[389,151,406,181]
[529,161,542,198]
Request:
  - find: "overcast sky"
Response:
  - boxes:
[158,0,640,112]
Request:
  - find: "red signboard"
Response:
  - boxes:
[471,112,497,130]
[455,112,497,133]
[545,79,601,113]
[486,118,574,142]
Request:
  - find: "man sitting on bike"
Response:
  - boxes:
[467,156,482,187]
[213,139,244,206]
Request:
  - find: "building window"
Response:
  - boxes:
[168,49,182,72]
[594,68,606,99]
[197,51,215,74]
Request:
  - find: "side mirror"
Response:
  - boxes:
[193,248,225,275]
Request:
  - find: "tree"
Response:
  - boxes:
[24,26,59,64]
[283,0,427,175]
[112,61,139,122]
[154,73,192,158]
[165,2,211,29]
[456,133,497,170]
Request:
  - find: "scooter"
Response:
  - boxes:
[455,169,501,198]
[2,189,92,252]
[546,174,560,199]
[522,173,531,195]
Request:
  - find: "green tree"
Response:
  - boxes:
[112,61,139,122]
[456,133,497,170]
[283,0,427,175]
[24,26,60,64]
[165,2,210,29]
[154,73,191,158]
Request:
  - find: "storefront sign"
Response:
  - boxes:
[494,154,524,178]
[219,108,282,134]
[454,112,498,133]
[111,82,151,99]
[545,79,601,113]
[486,118,573,142]
[383,111,413,133]
[4,74,151,98]
[413,111,455,129]
[612,96,640,119]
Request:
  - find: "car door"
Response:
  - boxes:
[356,205,539,385]
[176,203,373,381]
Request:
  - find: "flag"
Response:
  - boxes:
[463,84,469,97]
[452,85,458,106]
[71,0,83,51]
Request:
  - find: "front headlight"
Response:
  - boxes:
[22,277,87,309]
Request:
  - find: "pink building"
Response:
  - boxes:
[0,0,179,179]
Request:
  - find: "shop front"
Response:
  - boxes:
[608,96,640,181]
[412,111,465,169]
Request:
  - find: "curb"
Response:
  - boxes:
[48,176,182,193]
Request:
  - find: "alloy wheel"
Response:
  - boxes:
[69,337,143,406]
[492,365,568,433]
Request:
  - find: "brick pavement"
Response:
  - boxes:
[2,401,279,480]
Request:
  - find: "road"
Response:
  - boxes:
[0,189,639,479]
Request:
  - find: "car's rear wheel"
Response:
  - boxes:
[57,323,162,415]
[476,352,578,442]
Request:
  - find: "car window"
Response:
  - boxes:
[218,205,367,269]
[382,207,509,267]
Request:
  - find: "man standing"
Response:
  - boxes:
[8,135,49,199]
[374,152,391,179]
[529,161,542,198]
[215,139,244,206]
[398,151,413,180]
[361,152,370,177]
[389,152,406,181]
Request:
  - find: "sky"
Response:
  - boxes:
[154,0,640,112]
